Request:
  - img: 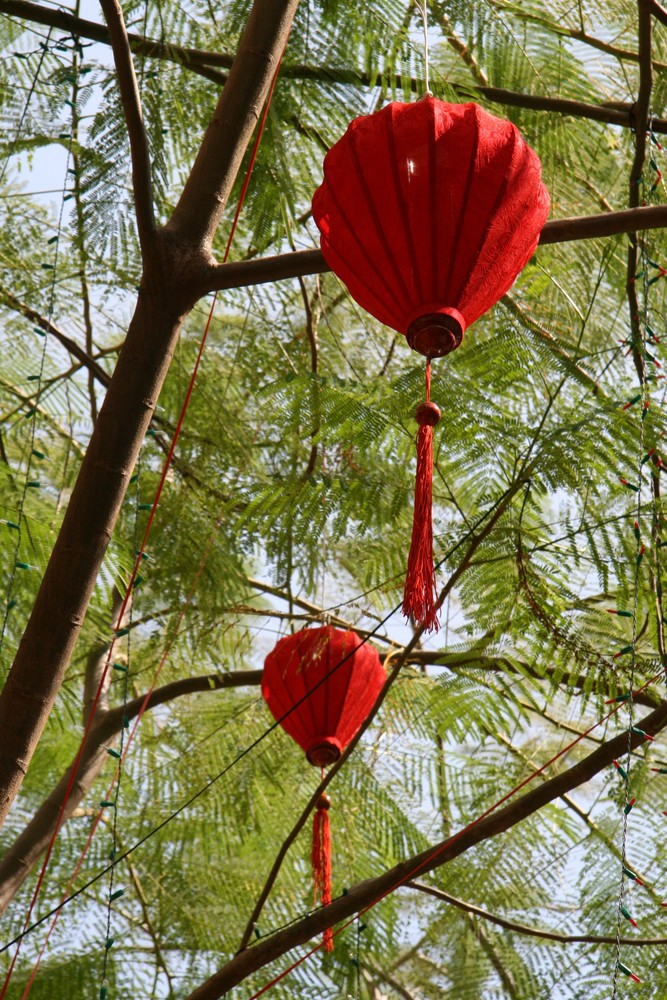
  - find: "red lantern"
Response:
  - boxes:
[312,98,549,630]
[262,626,386,950]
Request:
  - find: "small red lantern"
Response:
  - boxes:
[262,626,386,950]
[312,98,549,630]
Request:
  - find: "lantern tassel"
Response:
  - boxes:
[402,361,440,632]
[312,793,333,952]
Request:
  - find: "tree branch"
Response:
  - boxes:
[126,857,174,992]
[201,205,667,294]
[70,85,101,422]
[298,276,319,478]
[487,0,667,70]
[82,587,128,725]
[363,961,417,1000]
[0,285,111,387]
[0,0,300,832]
[466,912,519,999]
[0,0,229,83]
[185,695,667,998]
[245,577,400,644]
[404,647,662,710]
[439,10,489,85]
[99,0,155,250]
[560,792,663,907]
[0,668,261,912]
[626,0,654,385]
[649,0,667,28]
[406,881,667,946]
[7,0,667,137]
[167,0,299,247]
[102,669,262,734]
[500,293,602,395]
[235,478,524,953]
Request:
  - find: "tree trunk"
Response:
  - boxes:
[0,0,299,831]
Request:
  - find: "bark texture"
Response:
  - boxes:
[0,668,262,912]
[186,697,667,998]
[0,0,299,831]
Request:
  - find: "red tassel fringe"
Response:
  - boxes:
[312,804,334,952]
[402,422,439,631]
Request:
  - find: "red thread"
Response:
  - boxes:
[17,523,224,996]
[2,285,220,1000]
[9,50,285,1000]
[247,664,667,997]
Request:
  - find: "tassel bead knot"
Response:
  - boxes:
[415,401,441,427]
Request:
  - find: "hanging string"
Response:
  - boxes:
[414,1,430,96]
[6,45,288,1000]
[354,916,364,997]
[610,117,666,994]
[4,478,658,962]
[0,25,61,655]
[98,465,139,1000]
[0,28,53,191]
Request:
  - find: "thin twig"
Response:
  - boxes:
[501,294,602,395]
[439,10,489,85]
[0,285,110,386]
[467,913,519,999]
[246,577,401,644]
[236,479,524,952]
[70,83,100,421]
[406,881,667,946]
[625,0,653,385]
[362,961,417,1000]
[126,859,175,992]
[82,588,128,726]
[486,0,667,70]
[99,0,155,250]
[298,276,319,478]
[649,0,667,27]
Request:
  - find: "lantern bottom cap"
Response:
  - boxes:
[307,741,342,767]
[406,308,464,358]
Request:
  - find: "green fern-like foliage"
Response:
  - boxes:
[3,1,667,998]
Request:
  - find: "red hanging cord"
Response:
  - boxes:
[5,49,286,1000]
[402,359,441,631]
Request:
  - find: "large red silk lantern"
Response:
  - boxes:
[262,626,386,951]
[312,98,550,630]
